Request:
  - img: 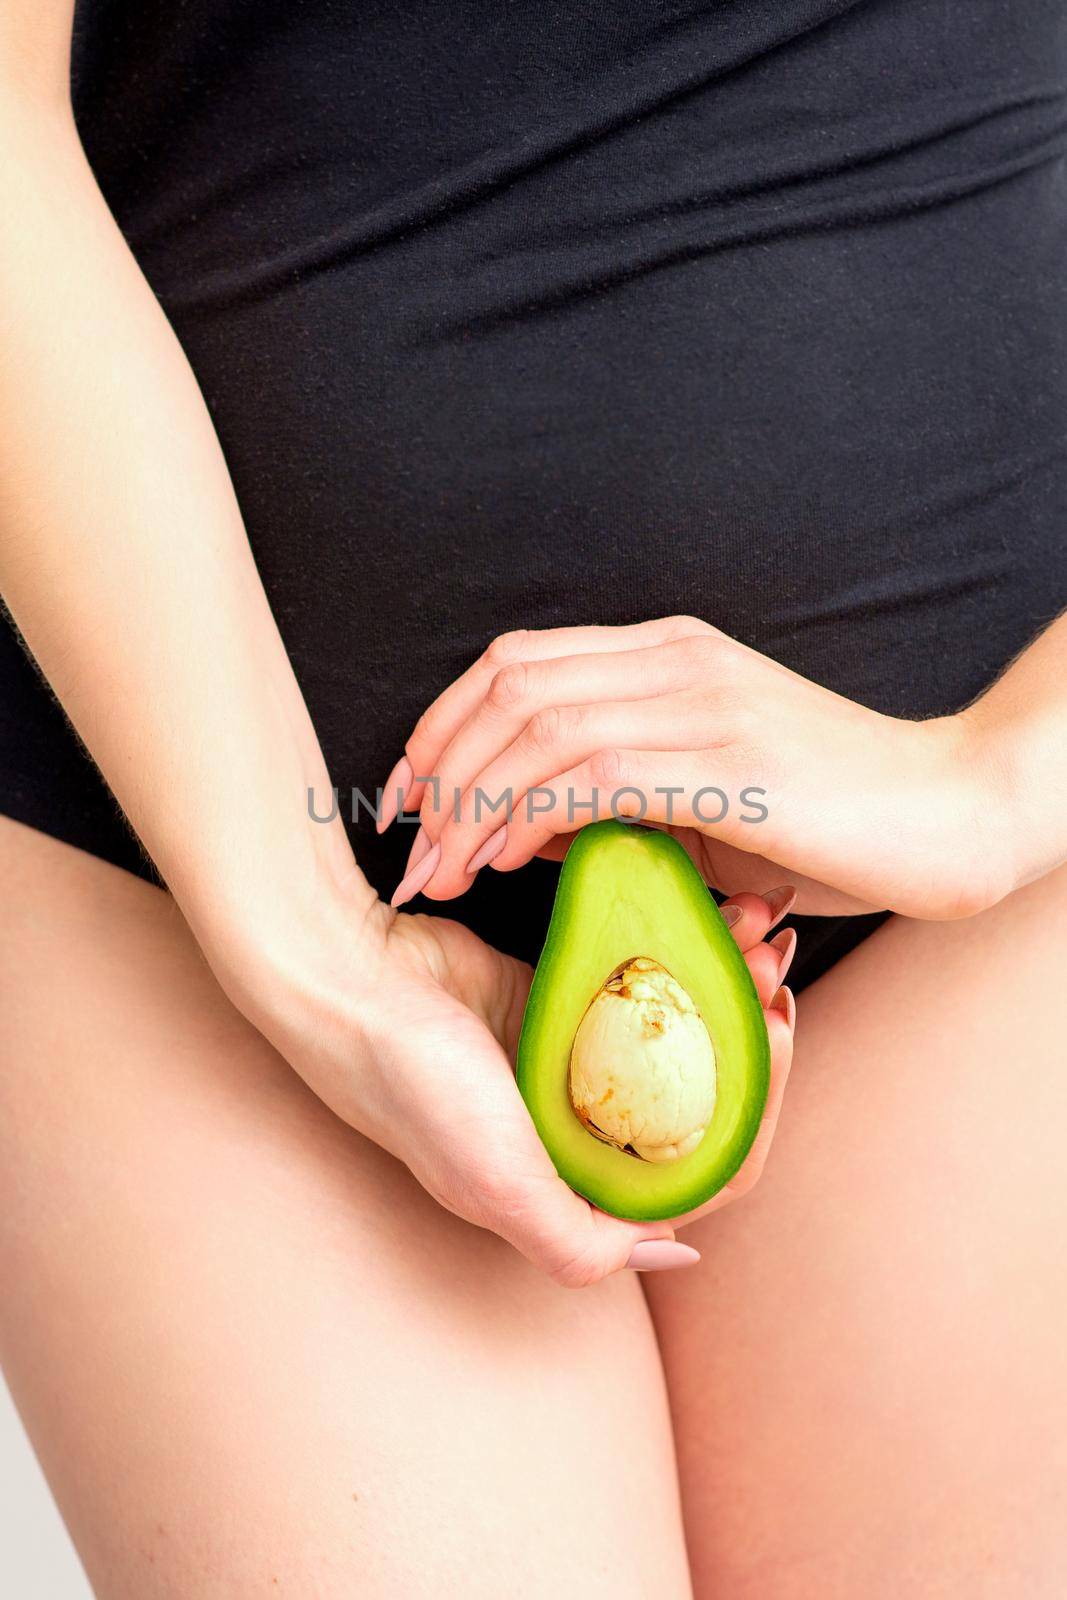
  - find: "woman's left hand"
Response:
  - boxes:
[383,616,1012,919]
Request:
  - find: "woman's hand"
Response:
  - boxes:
[383,616,1015,919]
[243,884,796,1286]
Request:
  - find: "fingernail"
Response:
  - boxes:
[769,926,797,987]
[719,902,744,928]
[625,1240,701,1272]
[404,825,432,875]
[764,885,797,930]
[466,826,507,875]
[770,984,796,1031]
[377,756,413,833]
[390,842,441,909]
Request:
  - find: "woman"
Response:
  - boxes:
[2,2,1065,1594]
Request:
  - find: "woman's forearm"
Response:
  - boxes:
[0,86,373,996]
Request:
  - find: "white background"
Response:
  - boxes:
[0,1375,92,1598]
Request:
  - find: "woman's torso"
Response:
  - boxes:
[4,0,1066,966]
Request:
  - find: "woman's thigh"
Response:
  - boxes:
[647,864,1067,1599]
[0,819,691,1600]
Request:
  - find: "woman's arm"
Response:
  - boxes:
[385,610,1067,919]
[0,10,372,1005]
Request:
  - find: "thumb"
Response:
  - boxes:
[478,1165,700,1289]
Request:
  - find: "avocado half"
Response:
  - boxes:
[516,820,770,1221]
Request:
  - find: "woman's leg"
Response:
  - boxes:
[646,863,1067,1599]
[0,819,692,1599]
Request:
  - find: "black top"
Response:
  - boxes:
[4,1,1066,982]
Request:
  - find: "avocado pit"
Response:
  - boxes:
[568,957,717,1164]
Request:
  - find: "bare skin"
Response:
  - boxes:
[0,817,691,1599]
[4,823,1067,1598]
[646,859,1067,1598]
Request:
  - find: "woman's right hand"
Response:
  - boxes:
[238,882,797,1287]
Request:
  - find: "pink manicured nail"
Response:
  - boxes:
[625,1240,701,1272]
[719,902,744,929]
[390,842,441,909]
[466,826,507,875]
[763,885,797,930]
[770,984,796,1031]
[769,926,797,987]
[377,756,413,833]
[404,825,433,875]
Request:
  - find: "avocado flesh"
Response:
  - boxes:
[517,821,770,1221]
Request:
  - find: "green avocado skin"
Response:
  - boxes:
[517,821,770,1221]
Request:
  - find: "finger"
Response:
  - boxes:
[419,697,711,898]
[742,926,797,1006]
[743,940,786,1005]
[394,616,712,817]
[718,891,781,953]
[673,996,796,1225]
[425,748,752,894]
[448,1160,694,1289]
[532,836,572,863]
[418,641,702,842]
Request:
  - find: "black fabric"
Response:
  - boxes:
[4,1,1067,989]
